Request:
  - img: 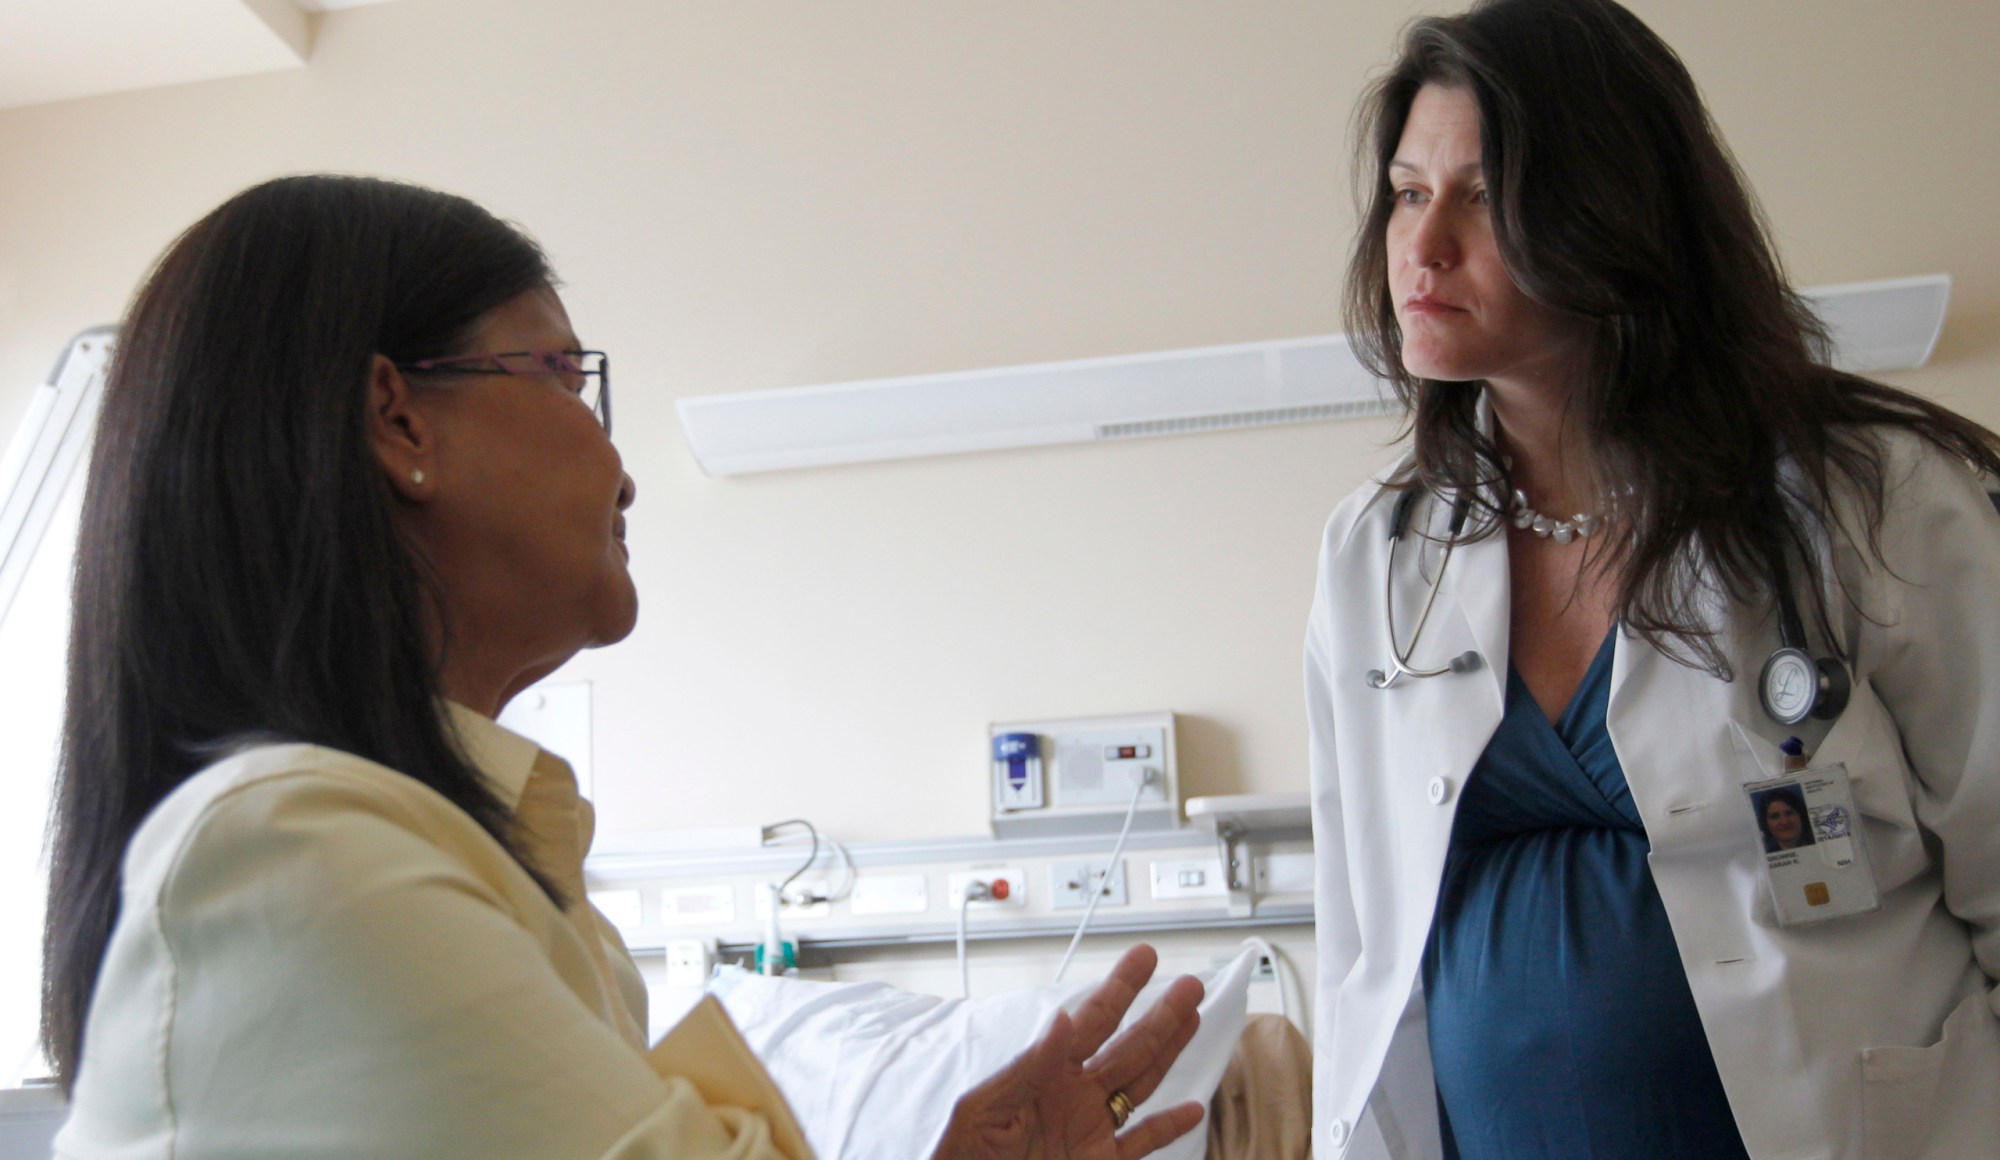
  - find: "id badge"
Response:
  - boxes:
[1742,763,1880,926]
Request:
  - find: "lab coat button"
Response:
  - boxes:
[1426,776,1451,805]
[1329,1118,1350,1147]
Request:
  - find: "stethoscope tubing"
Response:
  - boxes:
[1369,530,1460,688]
[1367,483,1846,726]
[1368,488,1473,689]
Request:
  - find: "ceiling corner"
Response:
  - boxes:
[240,0,315,61]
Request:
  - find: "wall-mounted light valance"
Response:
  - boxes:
[676,274,1951,476]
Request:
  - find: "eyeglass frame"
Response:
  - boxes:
[394,349,612,436]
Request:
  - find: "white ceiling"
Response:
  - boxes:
[0,0,403,111]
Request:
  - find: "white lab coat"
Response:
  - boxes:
[1307,427,2000,1160]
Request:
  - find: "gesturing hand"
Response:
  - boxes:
[930,944,1206,1160]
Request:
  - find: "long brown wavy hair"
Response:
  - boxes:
[1343,0,2000,673]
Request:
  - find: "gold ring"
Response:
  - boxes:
[1107,1089,1135,1129]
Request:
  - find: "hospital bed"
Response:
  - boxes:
[709,944,1310,1160]
[603,793,1320,1158]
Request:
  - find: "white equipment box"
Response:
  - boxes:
[988,712,1179,838]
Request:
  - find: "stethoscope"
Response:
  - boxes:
[1366,484,1850,727]
[1754,525,1851,726]
[1366,486,1482,690]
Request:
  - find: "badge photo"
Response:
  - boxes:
[1742,765,1879,926]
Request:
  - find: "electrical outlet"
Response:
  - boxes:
[1052,859,1128,910]
[587,888,643,933]
[754,880,830,918]
[659,884,734,926]
[1209,950,1277,982]
[949,868,1026,908]
[665,938,714,988]
[851,873,929,915]
[1150,857,1228,899]
[1255,852,1316,895]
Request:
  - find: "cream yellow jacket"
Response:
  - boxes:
[57,706,792,1160]
[1308,430,2000,1160]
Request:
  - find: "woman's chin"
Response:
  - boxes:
[598,584,640,646]
[587,561,641,646]
[1398,344,1484,384]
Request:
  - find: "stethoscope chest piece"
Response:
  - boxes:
[1759,645,1851,726]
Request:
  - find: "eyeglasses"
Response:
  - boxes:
[396,349,611,435]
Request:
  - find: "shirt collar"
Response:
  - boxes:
[443,700,542,810]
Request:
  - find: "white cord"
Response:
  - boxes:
[1238,936,1289,1023]
[957,882,991,999]
[1051,769,1153,985]
[827,836,857,900]
[763,821,858,905]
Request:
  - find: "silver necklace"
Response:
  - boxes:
[1510,489,1600,544]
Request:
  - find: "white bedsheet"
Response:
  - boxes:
[711,948,1257,1160]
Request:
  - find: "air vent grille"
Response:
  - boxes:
[1096,398,1397,441]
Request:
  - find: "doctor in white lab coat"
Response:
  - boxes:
[1306,3,2000,1159]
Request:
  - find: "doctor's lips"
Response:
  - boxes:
[1403,294,1466,315]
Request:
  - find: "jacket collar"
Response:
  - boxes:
[443,700,541,810]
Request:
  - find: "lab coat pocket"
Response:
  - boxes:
[1859,990,1988,1160]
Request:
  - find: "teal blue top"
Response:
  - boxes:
[1420,631,1750,1159]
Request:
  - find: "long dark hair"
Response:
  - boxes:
[1343,0,2000,671]
[43,175,563,1090]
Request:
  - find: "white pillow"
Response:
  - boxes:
[710,947,1256,1160]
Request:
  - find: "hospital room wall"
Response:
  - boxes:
[0,0,1996,859]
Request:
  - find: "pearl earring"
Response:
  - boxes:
[411,468,425,485]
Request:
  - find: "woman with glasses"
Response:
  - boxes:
[41,175,1204,1160]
